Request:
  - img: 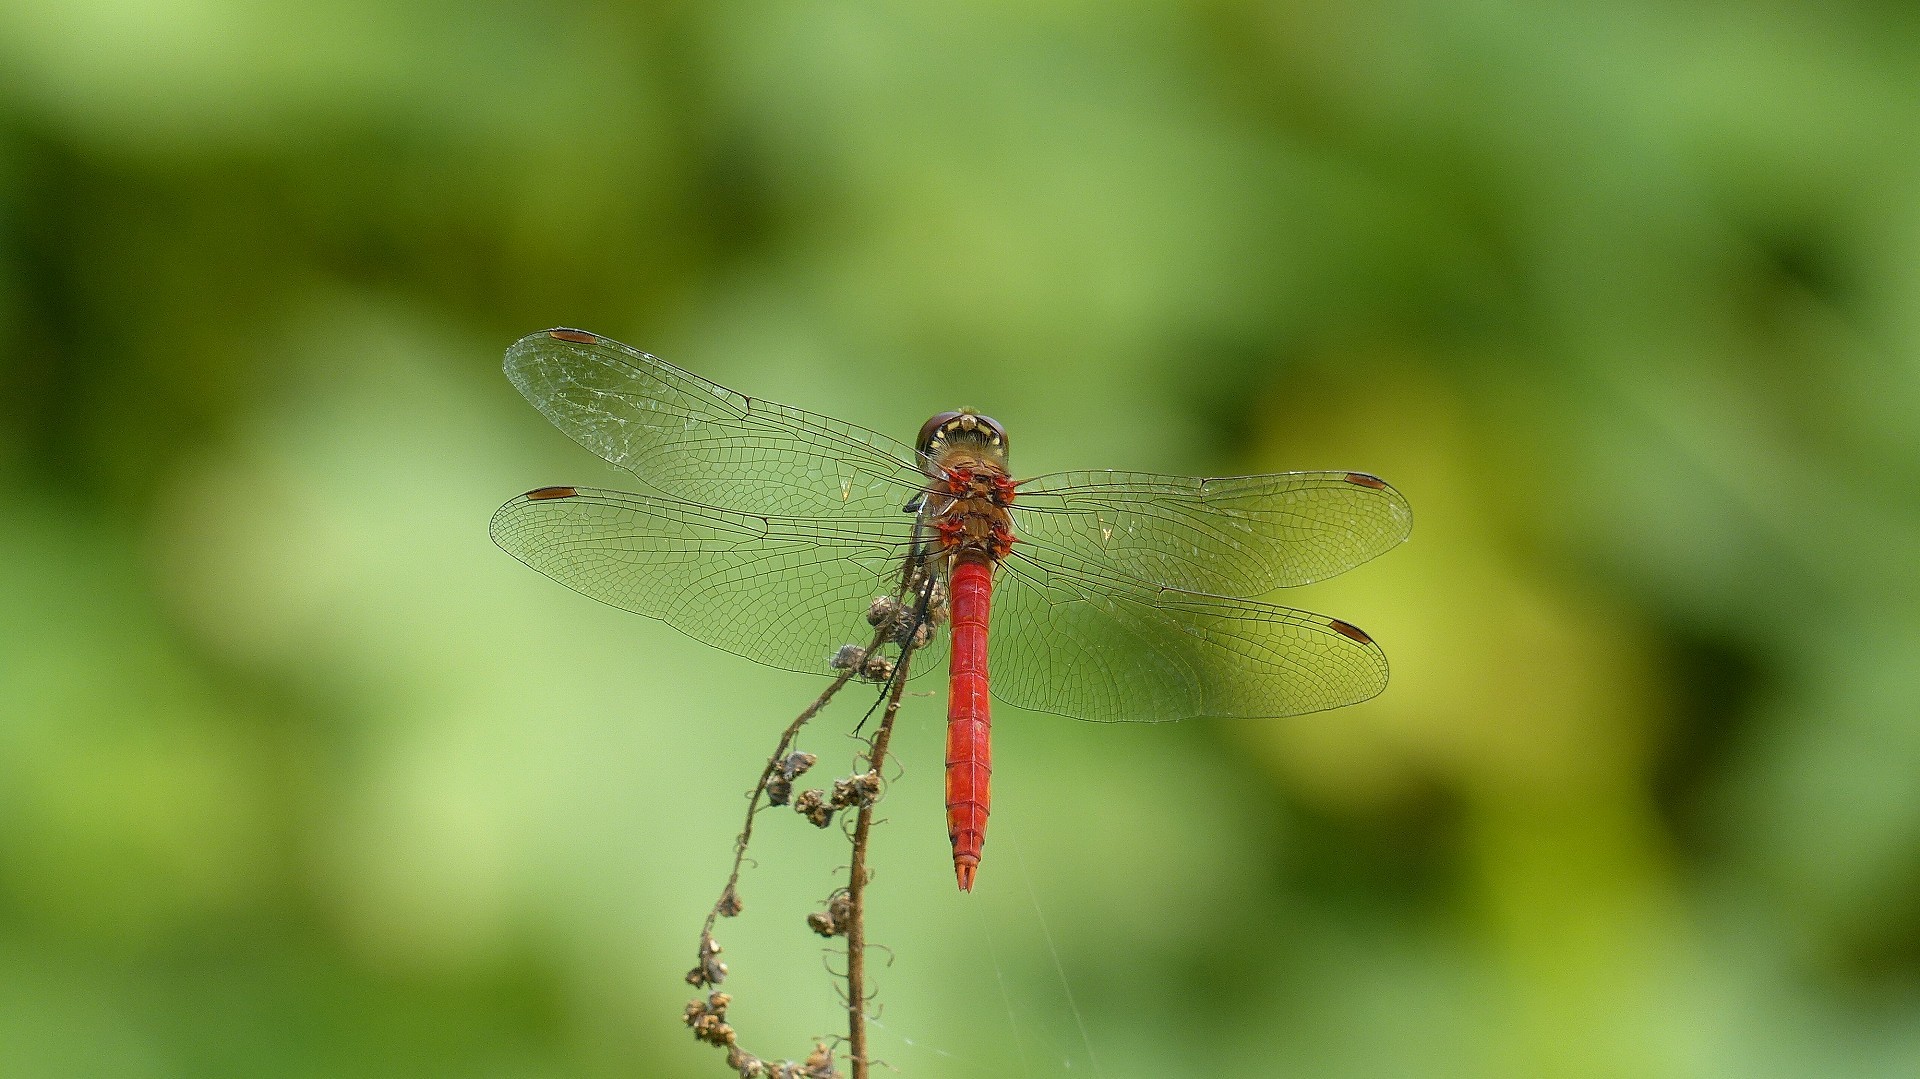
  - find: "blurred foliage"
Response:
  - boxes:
[4,2,1920,1077]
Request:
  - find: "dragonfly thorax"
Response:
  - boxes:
[927,465,1017,562]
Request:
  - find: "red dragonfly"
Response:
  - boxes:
[493,329,1409,891]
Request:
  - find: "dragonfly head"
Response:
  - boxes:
[917,409,1009,477]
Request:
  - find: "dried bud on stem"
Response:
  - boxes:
[684,992,735,1047]
[764,773,792,806]
[801,1043,840,1078]
[807,890,855,938]
[865,596,902,627]
[830,771,881,809]
[831,643,893,682]
[727,1043,842,1079]
[792,788,835,828]
[727,1046,762,1076]
[867,590,939,651]
[686,933,728,987]
[765,751,817,806]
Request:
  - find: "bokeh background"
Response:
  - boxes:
[5,3,1919,1077]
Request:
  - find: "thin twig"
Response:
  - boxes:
[845,638,915,1078]
[698,628,879,947]
[685,622,897,1079]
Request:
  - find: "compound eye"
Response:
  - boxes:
[917,411,965,454]
[917,410,1009,463]
[973,414,1008,451]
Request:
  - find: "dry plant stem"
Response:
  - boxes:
[689,614,911,1077]
[699,624,890,948]
[845,645,914,1079]
[685,625,896,1078]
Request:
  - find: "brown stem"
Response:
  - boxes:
[699,624,890,949]
[845,642,915,1078]
[687,622,900,1078]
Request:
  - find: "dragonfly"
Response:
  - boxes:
[492,328,1410,891]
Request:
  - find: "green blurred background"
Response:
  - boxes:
[4,3,1918,1077]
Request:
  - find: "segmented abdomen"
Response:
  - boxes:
[945,556,993,892]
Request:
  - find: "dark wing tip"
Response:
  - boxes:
[1343,472,1389,490]
[546,328,600,344]
[1328,618,1374,644]
[524,485,579,501]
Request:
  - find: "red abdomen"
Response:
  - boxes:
[945,556,993,892]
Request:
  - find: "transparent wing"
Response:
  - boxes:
[987,549,1388,723]
[491,486,944,677]
[505,329,930,518]
[1012,470,1411,596]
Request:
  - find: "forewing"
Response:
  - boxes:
[491,486,943,677]
[505,329,929,518]
[987,552,1388,723]
[1013,470,1411,596]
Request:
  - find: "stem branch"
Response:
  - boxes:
[845,642,915,1078]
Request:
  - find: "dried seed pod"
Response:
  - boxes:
[684,991,736,1047]
[807,890,854,937]
[792,788,834,828]
[866,596,902,627]
[829,644,866,670]
[830,771,881,809]
[726,1045,764,1076]
[716,882,743,918]
[766,751,815,807]
[686,934,727,987]
[802,1043,839,1078]
[765,773,793,806]
[859,653,895,682]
